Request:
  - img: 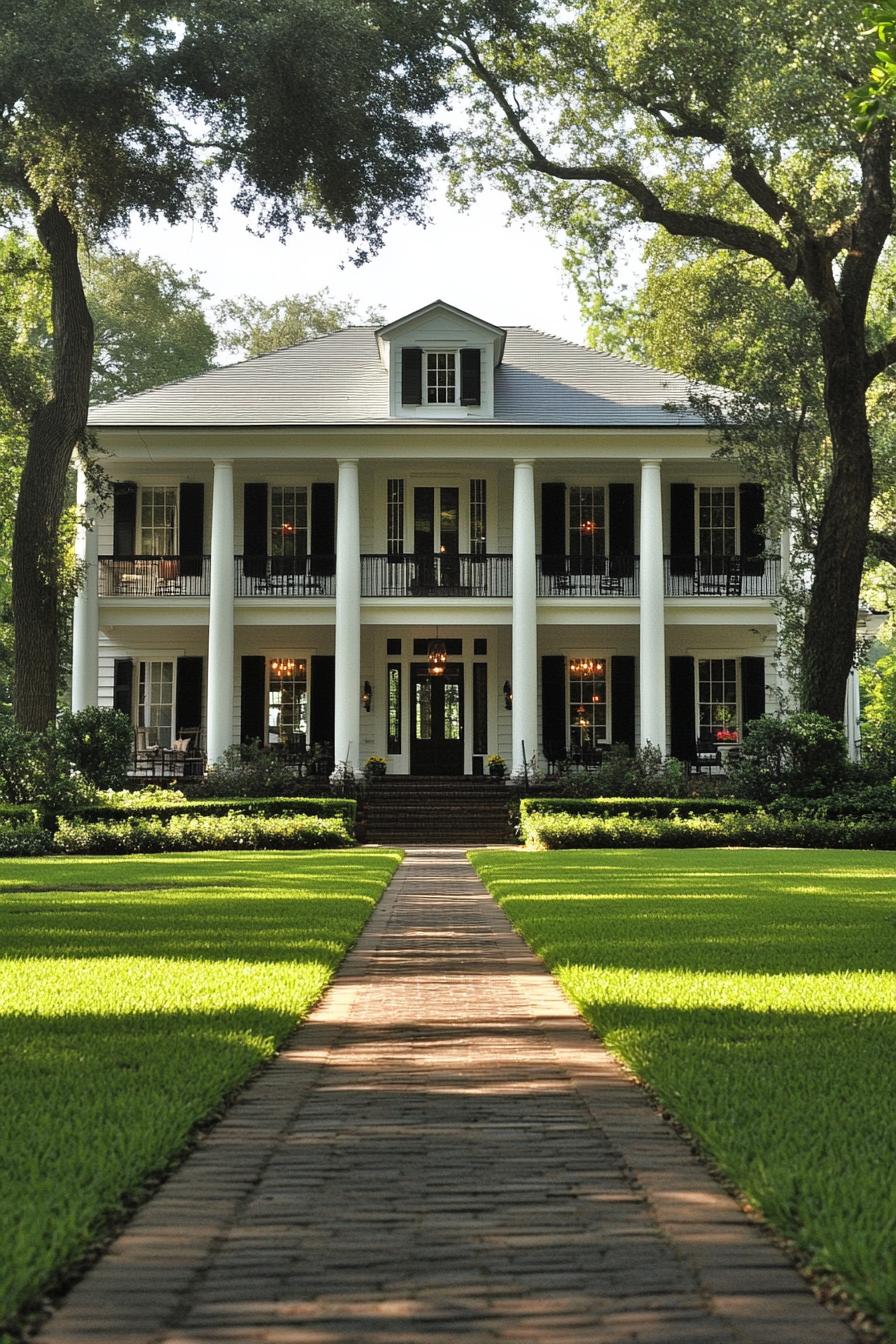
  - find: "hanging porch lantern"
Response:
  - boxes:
[427,640,448,677]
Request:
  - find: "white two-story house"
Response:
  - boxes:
[71,299,785,776]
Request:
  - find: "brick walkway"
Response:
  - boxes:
[39,848,855,1344]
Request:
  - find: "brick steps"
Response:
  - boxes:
[364,776,514,844]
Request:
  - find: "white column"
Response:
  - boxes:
[512,458,538,775]
[71,465,99,710]
[334,459,361,772]
[639,459,667,750]
[206,460,235,765]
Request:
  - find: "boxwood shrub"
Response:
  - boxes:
[54,811,351,855]
[521,809,896,850]
[59,793,356,827]
[0,822,54,856]
[521,796,753,821]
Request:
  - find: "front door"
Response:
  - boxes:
[410,662,464,775]
[413,486,460,592]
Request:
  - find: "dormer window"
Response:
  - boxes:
[400,346,481,407]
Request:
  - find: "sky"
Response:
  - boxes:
[117,182,589,346]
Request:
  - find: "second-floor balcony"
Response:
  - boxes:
[97,551,781,602]
[361,553,512,598]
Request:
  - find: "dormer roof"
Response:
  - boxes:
[376,300,506,366]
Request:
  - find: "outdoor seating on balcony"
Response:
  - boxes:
[664,554,780,597]
[99,555,211,597]
[537,555,639,597]
[234,555,336,598]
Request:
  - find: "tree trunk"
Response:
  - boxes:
[800,332,874,721]
[12,203,93,731]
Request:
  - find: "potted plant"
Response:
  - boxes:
[487,753,506,779]
[364,754,387,779]
[713,705,739,743]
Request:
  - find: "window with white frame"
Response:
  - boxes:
[271,487,308,560]
[698,487,736,561]
[470,479,487,556]
[137,659,174,748]
[140,487,177,556]
[569,486,605,570]
[426,351,456,404]
[569,657,608,748]
[387,479,404,555]
[268,658,308,746]
[698,658,738,741]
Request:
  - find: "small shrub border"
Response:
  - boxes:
[54,812,351,855]
[61,794,356,826]
[521,796,753,820]
[521,809,896,850]
[0,822,55,856]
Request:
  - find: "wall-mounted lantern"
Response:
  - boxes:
[503,680,513,710]
[362,680,372,712]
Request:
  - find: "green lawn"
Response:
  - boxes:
[0,850,401,1337]
[470,847,896,1333]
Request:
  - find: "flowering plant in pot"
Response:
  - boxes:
[364,755,387,779]
[486,754,506,778]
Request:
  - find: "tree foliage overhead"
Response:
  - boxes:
[0,0,454,729]
[448,0,896,720]
[216,289,384,362]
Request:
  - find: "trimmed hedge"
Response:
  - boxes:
[0,804,39,824]
[59,794,356,826]
[521,809,896,850]
[54,812,351,855]
[521,796,753,820]
[0,823,54,856]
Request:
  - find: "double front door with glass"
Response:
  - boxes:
[410,662,464,774]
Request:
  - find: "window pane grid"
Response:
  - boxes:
[387,479,404,555]
[140,487,177,555]
[698,487,736,558]
[268,659,308,744]
[138,659,174,747]
[698,658,738,737]
[426,351,456,404]
[569,657,607,747]
[271,487,308,558]
[470,478,487,556]
[569,486,605,564]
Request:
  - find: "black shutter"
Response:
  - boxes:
[243,483,267,579]
[460,348,481,405]
[310,482,336,577]
[310,655,335,749]
[669,656,696,763]
[669,482,695,577]
[112,658,134,718]
[541,655,566,755]
[611,656,636,750]
[112,482,137,557]
[608,483,635,575]
[401,347,422,405]
[175,656,203,738]
[178,483,204,578]
[741,657,766,732]
[541,482,566,576]
[240,655,266,745]
[740,483,765,577]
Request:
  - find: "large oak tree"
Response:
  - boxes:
[1,0,449,729]
[449,0,896,719]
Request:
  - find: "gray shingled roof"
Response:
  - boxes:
[87,325,707,429]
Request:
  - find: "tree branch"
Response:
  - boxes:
[453,36,799,283]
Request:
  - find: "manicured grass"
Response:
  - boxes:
[0,850,401,1336]
[470,847,896,1333]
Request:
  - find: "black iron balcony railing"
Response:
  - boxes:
[361,553,512,598]
[234,555,336,598]
[664,554,780,598]
[99,555,211,597]
[537,555,640,597]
